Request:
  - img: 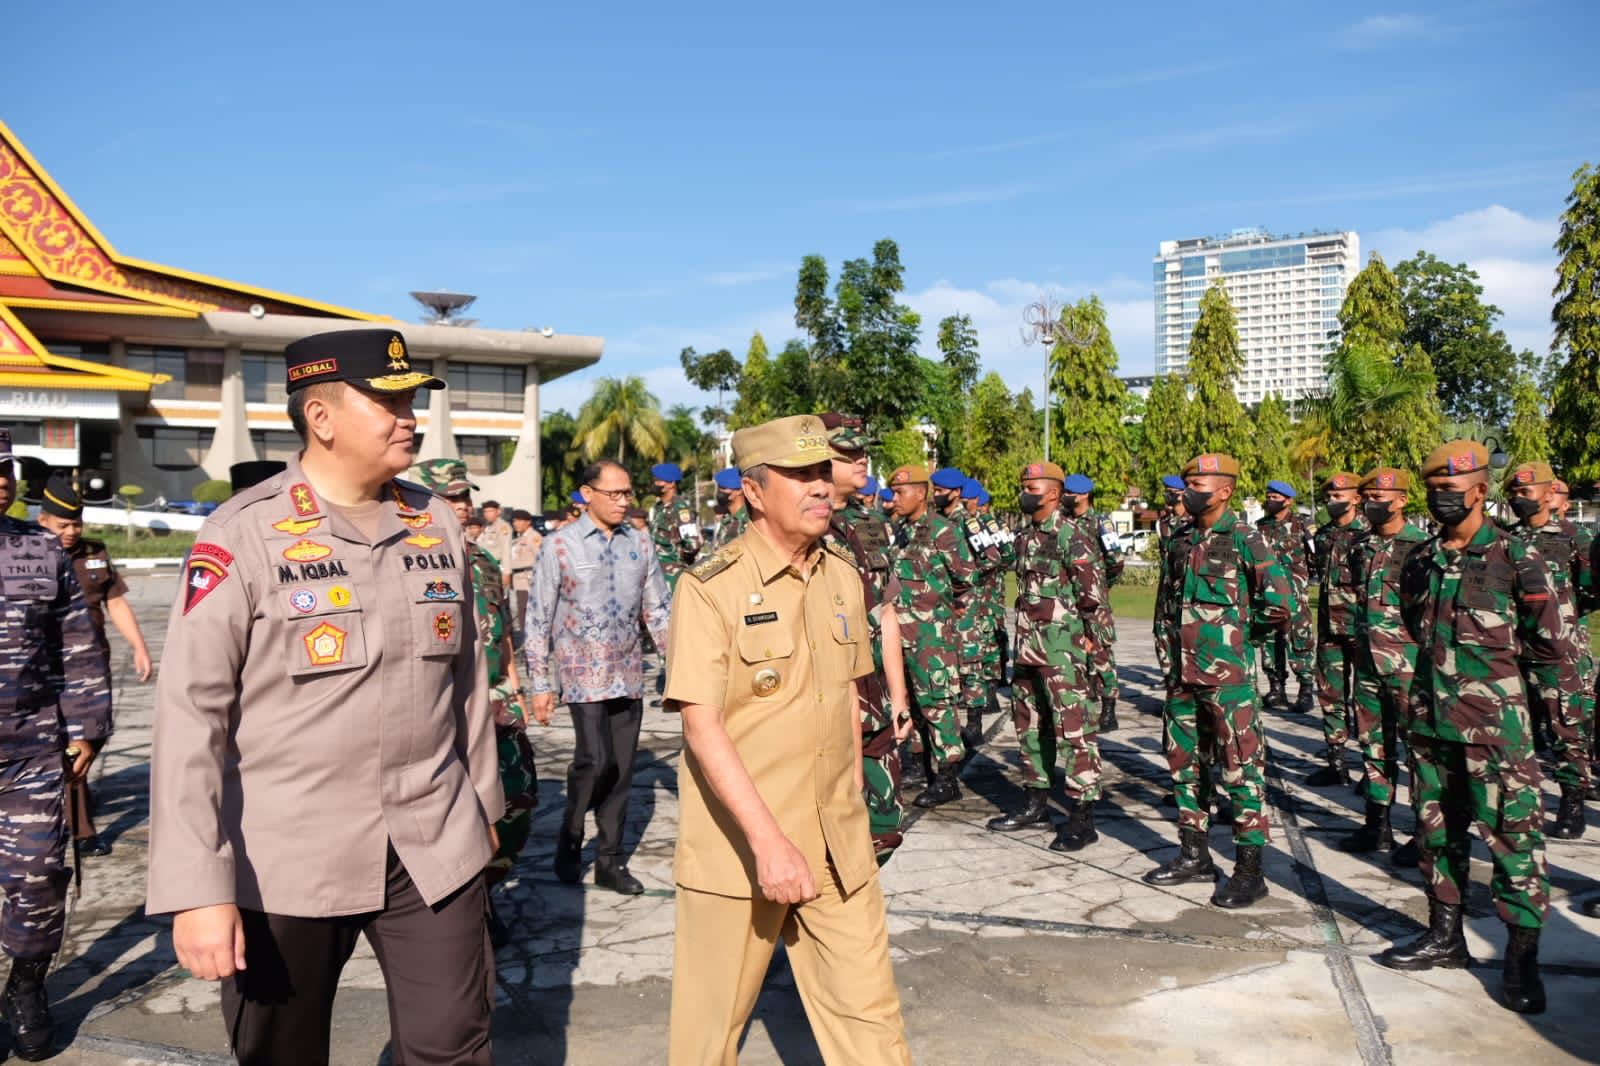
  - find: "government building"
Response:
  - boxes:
[0,119,600,506]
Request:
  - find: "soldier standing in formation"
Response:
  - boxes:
[35,471,153,857]
[1547,478,1599,802]
[1504,461,1594,839]
[964,477,1015,696]
[1152,474,1189,681]
[1060,475,1123,733]
[987,461,1107,851]
[886,465,975,807]
[648,462,702,592]
[1308,472,1366,788]
[709,468,748,548]
[1,431,113,1062]
[1146,453,1288,909]
[1255,480,1316,714]
[931,467,999,752]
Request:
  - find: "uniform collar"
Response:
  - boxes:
[744,525,823,585]
[274,456,424,547]
[1206,508,1240,535]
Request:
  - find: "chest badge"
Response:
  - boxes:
[423,580,458,601]
[433,610,455,642]
[282,539,333,563]
[272,516,322,535]
[304,622,347,666]
[753,668,780,697]
[289,482,318,518]
[327,585,352,608]
[401,513,433,530]
[405,532,444,549]
[289,589,317,613]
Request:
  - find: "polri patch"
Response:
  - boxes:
[744,611,778,625]
[423,580,458,601]
[183,558,228,615]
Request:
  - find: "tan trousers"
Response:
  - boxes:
[668,868,911,1066]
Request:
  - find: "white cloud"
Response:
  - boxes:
[1339,13,1432,49]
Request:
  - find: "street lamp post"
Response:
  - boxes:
[1021,296,1098,463]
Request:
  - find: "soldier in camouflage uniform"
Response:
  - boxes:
[1145,453,1289,910]
[820,414,914,862]
[1503,461,1592,839]
[1340,467,1429,858]
[1308,472,1366,787]
[933,467,1008,752]
[987,461,1107,850]
[416,459,541,947]
[0,430,113,1060]
[1255,480,1317,713]
[1377,441,1568,1016]
[964,478,1015,690]
[1060,475,1123,733]
[1549,478,1599,804]
[648,462,703,592]
[887,464,976,807]
[1152,475,1190,680]
[709,467,749,549]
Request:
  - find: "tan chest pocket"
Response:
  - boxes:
[278,582,367,679]
[415,601,464,658]
[736,623,795,701]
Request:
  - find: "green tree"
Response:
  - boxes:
[729,332,773,429]
[875,426,930,474]
[540,409,579,510]
[1243,392,1294,497]
[1049,295,1131,509]
[936,313,981,396]
[1505,373,1552,467]
[1387,345,1445,477]
[1135,374,1190,501]
[1549,162,1600,482]
[917,358,965,464]
[1183,283,1252,466]
[1395,251,1521,424]
[679,346,741,428]
[574,375,669,465]
[765,339,819,416]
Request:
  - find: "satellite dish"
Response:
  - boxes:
[540,326,554,338]
[249,303,266,319]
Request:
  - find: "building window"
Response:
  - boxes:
[184,348,224,402]
[44,341,111,362]
[125,346,187,401]
[136,426,213,470]
[243,351,288,404]
[249,429,301,462]
[456,435,515,476]
[447,363,525,412]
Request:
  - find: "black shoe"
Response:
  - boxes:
[1391,838,1421,868]
[1294,682,1315,714]
[1050,799,1099,852]
[1263,682,1288,711]
[1549,785,1587,840]
[900,747,928,788]
[554,832,582,884]
[1338,802,1395,854]
[1212,844,1269,909]
[1213,800,1235,827]
[1306,750,1350,788]
[987,790,1050,832]
[1581,896,1600,919]
[1376,900,1471,971]
[486,900,512,949]
[1144,827,1219,885]
[1162,792,1178,809]
[1097,697,1119,734]
[960,723,984,755]
[2,955,54,1062]
[594,860,645,896]
[79,834,112,857]
[913,766,962,808]
[1502,926,1546,1015]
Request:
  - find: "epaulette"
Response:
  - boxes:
[687,543,743,582]
[824,538,855,564]
[391,476,438,509]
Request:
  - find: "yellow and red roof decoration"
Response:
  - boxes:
[0,117,383,391]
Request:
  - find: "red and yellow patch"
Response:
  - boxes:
[303,622,347,666]
[290,483,318,517]
[282,538,333,562]
[433,610,455,642]
[182,557,228,615]
[1447,452,1476,475]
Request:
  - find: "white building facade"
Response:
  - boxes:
[1153,228,1359,405]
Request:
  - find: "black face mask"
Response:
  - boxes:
[1060,493,1080,513]
[1182,488,1213,516]
[1163,490,1180,508]
[1325,500,1352,521]
[1263,499,1286,517]
[714,494,732,514]
[1510,496,1542,521]
[935,491,960,511]
[1019,492,1045,515]
[1426,488,1472,528]
[1362,500,1394,527]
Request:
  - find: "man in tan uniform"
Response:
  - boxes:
[478,499,514,577]
[664,414,910,1066]
[508,508,542,644]
[146,329,503,1066]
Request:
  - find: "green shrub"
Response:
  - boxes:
[192,479,231,505]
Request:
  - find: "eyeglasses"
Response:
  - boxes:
[585,485,635,502]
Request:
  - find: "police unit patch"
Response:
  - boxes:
[282,539,333,562]
[423,580,458,601]
[304,622,347,666]
[433,611,455,642]
[328,585,352,607]
[183,558,228,615]
[289,589,317,613]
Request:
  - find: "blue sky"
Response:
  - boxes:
[4,1,1593,416]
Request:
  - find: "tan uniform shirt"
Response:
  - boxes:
[480,517,514,572]
[664,528,876,899]
[147,458,504,918]
[508,528,542,593]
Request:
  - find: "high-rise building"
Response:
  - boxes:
[1153,228,1359,405]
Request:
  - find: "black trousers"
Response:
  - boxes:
[563,697,643,860]
[221,846,492,1066]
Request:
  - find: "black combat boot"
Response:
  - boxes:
[913,765,962,808]
[1376,899,1471,971]
[553,831,583,885]
[1501,926,1546,1015]
[1305,748,1350,787]
[1212,844,1269,909]
[1263,680,1288,711]
[1391,838,1421,868]
[1338,802,1395,853]
[1549,785,1587,840]
[594,856,645,896]
[1098,696,1119,734]
[986,789,1050,832]
[1294,681,1315,715]
[1050,798,1099,852]
[1581,896,1600,919]
[900,743,929,788]
[1143,827,1219,885]
[2,955,54,1062]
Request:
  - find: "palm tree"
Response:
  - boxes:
[575,376,669,464]
[1301,340,1438,474]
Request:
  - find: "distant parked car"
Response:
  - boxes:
[164,500,219,516]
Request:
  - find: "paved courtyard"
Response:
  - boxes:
[19,571,1600,1065]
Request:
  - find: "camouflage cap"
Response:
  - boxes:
[1019,460,1065,483]
[888,464,930,487]
[1360,467,1412,491]
[1321,471,1360,493]
[1182,453,1240,479]
[414,458,478,497]
[818,411,874,451]
[1421,440,1489,479]
[1504,460,1554,489]
[732,414,838,472]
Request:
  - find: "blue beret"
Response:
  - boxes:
[879,488,895,502]
[569,490,586,503]
[714,468,743,491]
[1266,479,1297,498]
[1161,475,1186,491]
[930,467,967,490]
[1063,474,1093,495]
[975,487,992,506]
[862,476,879,495]
[650,462,682,482]
[961,478,983,499]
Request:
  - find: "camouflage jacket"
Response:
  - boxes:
[834,497,895,605]
[466,541,518,722]
[1153,514,1193,671]
[710,508,748,550]
[1,515,113,756]
[1509,517,1592,643]
[969,510,1017,625]
[1077,510,1125,587]
[1013,509,1104,669]
[649,496,703,584]
[1159,508,1290,689]
[1400,519,1574,744]
[1351,520,1429,678]
[890,508,975,643]
[1255,510,1314,590]
[1314,516,1367,640]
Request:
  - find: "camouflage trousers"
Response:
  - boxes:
[903,628,964,768]
[1351,654,1409,808]
[0,754,69,959]
[1411,728,1548,929]
[488,726,539,881]
[1011,663,1099,800]
[1163,684,1270,846]
[858,671,904,861]
[980,609,1008,684]
[1088,615,1118,702]
[1262,600,1314,686]
[1315,636,1357,750]
[1522,658,1593,791]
